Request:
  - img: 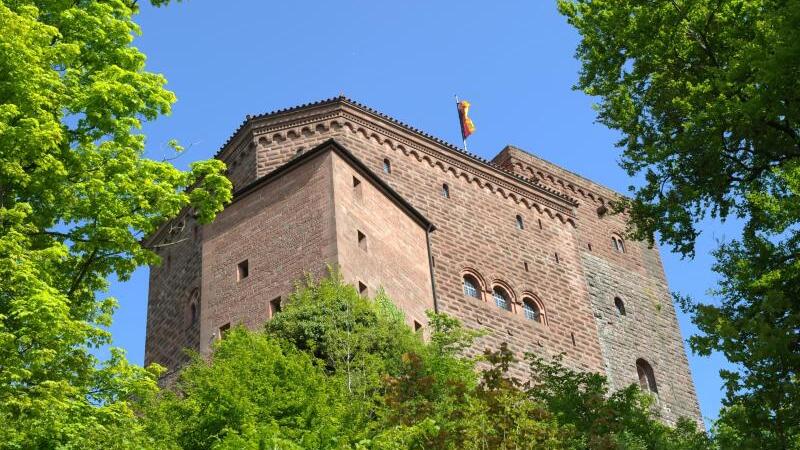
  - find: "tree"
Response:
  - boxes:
[0,0,231,447]
[139,275,710,449]
[557,0,799,447]
[139,327,345,449]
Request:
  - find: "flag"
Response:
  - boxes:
[457,100,476,140]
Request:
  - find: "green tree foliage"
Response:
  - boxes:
[0,0,231,447]
[557,1,799,447]
[139,275,710,449]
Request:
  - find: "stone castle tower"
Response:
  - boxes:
[145,97,701,424]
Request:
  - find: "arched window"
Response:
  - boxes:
[636,359,658,395]
[516,215,524,230]
[186,289,200,327]
[441,183,450,198]
[612,234,625,253]
[492,286,511,311]
[383,158,391,174]
[614,297,626,316]
[463,275,481,299]
[522,298,543,323]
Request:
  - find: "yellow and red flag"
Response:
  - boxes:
[457,100,476,140]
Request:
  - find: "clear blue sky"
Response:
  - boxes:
[107,0,736,427]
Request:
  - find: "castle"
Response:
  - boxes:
[145,97,702,424]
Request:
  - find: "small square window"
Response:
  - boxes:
[237,260,249,281]
[353,176,363,201]
[357,230,367,251]
[269,297,282,318]
[219,323,231,339]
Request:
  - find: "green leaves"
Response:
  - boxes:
[137,275,709,450]
[0,0,231,446]
[559,0,800,447]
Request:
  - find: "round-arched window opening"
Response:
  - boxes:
[614,297,626,316]
[516,215,524,230]
[463,275,481,299]
[186,288,200,328]
[522,298,543,323]
[636,359,658,396]
[612,235,626,253]
[492,286,512,311]
[383,158,392,174]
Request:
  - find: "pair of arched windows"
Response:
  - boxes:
[462,273,545,324]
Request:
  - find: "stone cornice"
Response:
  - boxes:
[215,97,579,225]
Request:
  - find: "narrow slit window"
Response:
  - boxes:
[614,297,626,316]
[383,158,391,174]
[353,176,363,201]
[357,230,367,251]
[524,261,529,272]
[441,183,450,198]
[237,260,249,281]
[516,215,524,230]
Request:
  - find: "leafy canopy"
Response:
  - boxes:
[558,0,800,448]
[0,0,231,447]
[138,274,711,450]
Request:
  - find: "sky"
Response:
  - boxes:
[107,0,736,428]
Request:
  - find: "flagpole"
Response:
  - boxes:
[454,94,468,151]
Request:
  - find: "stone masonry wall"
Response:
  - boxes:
[494,146,702,424]
[582,252,701,424]
[330,151,435,330]
[144,210,202,370]
[200,151,337,354]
